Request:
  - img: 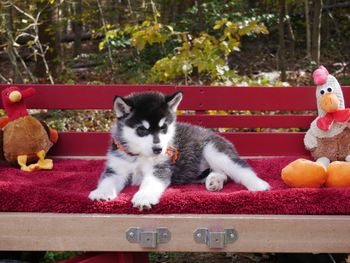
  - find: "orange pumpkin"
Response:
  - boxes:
[281,159,327,188]
[326,161,350,187]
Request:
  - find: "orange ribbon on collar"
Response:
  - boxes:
[113,140,179,163]
[113,140,139,156]
[166,145,179,164]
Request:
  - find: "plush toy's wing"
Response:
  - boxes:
[0,129,4,160]
[0,116,10,129]
[304,129,317,150]
[49,128,58,143]
[39,120,58,143]
[0,117,11,161]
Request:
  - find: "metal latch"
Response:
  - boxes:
[193,228,237,248]
[126,227,171,248]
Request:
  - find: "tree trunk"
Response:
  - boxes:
[111,0,120,24]
[323,9,330,44]
[278,0,286,81]
[72,0,83,58]
[305,0,311,58]
[286,3,295,58]
[311,0,323,65]
[1,0,23,83]
[54,1,64,75]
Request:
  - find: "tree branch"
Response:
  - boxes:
[96,0,113,65]
[0,72,10,83]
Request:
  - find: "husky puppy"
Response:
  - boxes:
[89,91,270,210]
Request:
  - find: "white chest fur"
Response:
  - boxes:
[106,152,168,186]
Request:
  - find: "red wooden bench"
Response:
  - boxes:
[0,84,350,262]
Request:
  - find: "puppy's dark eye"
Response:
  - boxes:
[320,90,325,95]
[136,126,149,137]
[327,87,332,92]
[160,124,168,133]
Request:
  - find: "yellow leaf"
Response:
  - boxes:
[213,18,227,30]
[166,25,174,32]
[142,20,151,27]
[98,41,105,51]
[213,24,221,30]
[154,23,160,31]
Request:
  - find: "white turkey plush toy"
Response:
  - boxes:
[282,66,350,188]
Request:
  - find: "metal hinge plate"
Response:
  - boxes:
[126,227,171,248]
[193,228,237,248]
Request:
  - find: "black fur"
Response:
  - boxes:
[124,92,175,129]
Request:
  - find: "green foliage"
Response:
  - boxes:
[97,19,176,83]
[98,26,130,51]
[96,0,269,85]
[148,18,268,84]
[177,1,276,35]
[41,251,80,263]
[9,0,348,86]
[338,75,350,85]
[129,20,173,51]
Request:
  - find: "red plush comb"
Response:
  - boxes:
[312,65,329,85]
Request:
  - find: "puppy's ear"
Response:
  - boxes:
[166,91,183,112]
[113,96,133,118]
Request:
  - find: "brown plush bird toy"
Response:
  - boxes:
[0,86,58,171]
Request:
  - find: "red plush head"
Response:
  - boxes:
[1,86,36,121]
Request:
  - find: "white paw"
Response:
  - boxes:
[246,178,270,192]
[131,190,160,211]
[88,188,117,201]
[205,172,226,192]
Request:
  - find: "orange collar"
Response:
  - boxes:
[166,145,179,164]
[113,140,179,163]
[113,140,139,156]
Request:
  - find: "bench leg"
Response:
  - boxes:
[59,252,149,263]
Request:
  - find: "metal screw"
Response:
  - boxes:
[197,233,202,238]
[129,231,135,238]
[230,233,235,239]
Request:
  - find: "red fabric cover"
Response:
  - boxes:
[1,157,350,215]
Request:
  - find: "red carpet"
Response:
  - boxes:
[1,157,350,215]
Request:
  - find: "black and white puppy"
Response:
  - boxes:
[89,92,270,210]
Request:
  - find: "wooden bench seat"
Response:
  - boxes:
[0,84,350,255]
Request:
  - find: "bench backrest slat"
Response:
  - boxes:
[178,114,315,128]
[3,85,349,110]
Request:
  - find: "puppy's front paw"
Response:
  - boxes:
[88,188,117,201]
[246,178,270,192]
[131,191,160,211]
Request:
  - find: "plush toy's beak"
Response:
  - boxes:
[9,91,22,103]
[320,93,339,113]
[21,87,35,98]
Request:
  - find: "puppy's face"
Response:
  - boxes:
[113,92,182,157]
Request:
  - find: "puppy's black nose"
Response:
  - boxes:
[152,147,162,155]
